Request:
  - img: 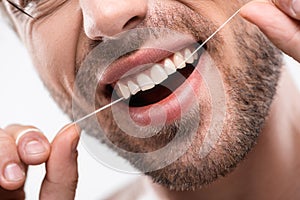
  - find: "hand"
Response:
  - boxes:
[240,0,300,62]
[0,123,80,200]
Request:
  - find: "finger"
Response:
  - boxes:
[240,1,300,62]
[0,129,26,190]
[4,124,51,165]
[272,0,300,20]
[40,124,80,200]
[0,187,25,199]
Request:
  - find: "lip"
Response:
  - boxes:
[109,51,208,126]
[99,49,173,84]
[99,38,197,85]
[96,37,206,126]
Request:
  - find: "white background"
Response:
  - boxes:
[1,19,300,200]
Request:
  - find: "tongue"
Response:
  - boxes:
[128,64,194,107]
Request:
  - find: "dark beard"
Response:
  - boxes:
[45,3,282,191]
[145,24,282,190]
[71,26,281,192]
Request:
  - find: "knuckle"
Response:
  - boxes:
[0,133,14,146]
[3,124,43,145]
[4,124,41,134]
[4,124,24,130]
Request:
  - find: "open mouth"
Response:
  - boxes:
[108,43,205,107]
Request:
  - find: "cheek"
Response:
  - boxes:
[178,0,243,17]
[177,0,218,14]
[27,3,82,96]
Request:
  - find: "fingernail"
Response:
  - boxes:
[4,163,25,182]
[292,0,300,15]
[58,123,81,136]
[25,140,46,154]
[58,124,74,134]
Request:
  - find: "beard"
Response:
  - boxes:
[44,1,283,191]
[145,28,282,190]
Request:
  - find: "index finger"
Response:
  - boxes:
[240,0,300,62]
[272,0,300,20]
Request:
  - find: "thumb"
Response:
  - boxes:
[240,0,300,62]
[39,124,81,200]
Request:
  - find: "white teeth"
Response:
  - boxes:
[116,82,131,99]
[163,58,176,75]
[184,48,194,64]
[136,73,155,91]
[127,80,140,95]
[173,52,185,69]
[114,47,200,99]
[150,64,168,84]
[193,51,199,61]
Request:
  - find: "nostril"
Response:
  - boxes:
[123,16,143,30]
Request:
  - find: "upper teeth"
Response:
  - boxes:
[115,47,198,99]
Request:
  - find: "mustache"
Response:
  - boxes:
[75,1,218,72]
[75,28,172,106]
[73,4,219,108]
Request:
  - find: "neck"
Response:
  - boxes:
[147,67,300,200]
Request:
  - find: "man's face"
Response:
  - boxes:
[3,0,282,190]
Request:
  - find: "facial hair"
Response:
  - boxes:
[46,1,282,191]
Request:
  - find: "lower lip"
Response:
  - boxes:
[113,52,209,126]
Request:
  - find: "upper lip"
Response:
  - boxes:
[99,48,173,84]
[98,40,198,85]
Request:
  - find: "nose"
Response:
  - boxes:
[80,0,148,39]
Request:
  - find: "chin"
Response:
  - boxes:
[63,18,282,191]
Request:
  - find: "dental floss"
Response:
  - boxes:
[72,97,125,124]
[72,9,241,124]
[184,9,241,66]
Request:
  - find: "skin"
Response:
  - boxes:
[0,0,300,199]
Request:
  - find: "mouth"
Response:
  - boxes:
[99,42,206,125]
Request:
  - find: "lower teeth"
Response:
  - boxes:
[124,64,195,107]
